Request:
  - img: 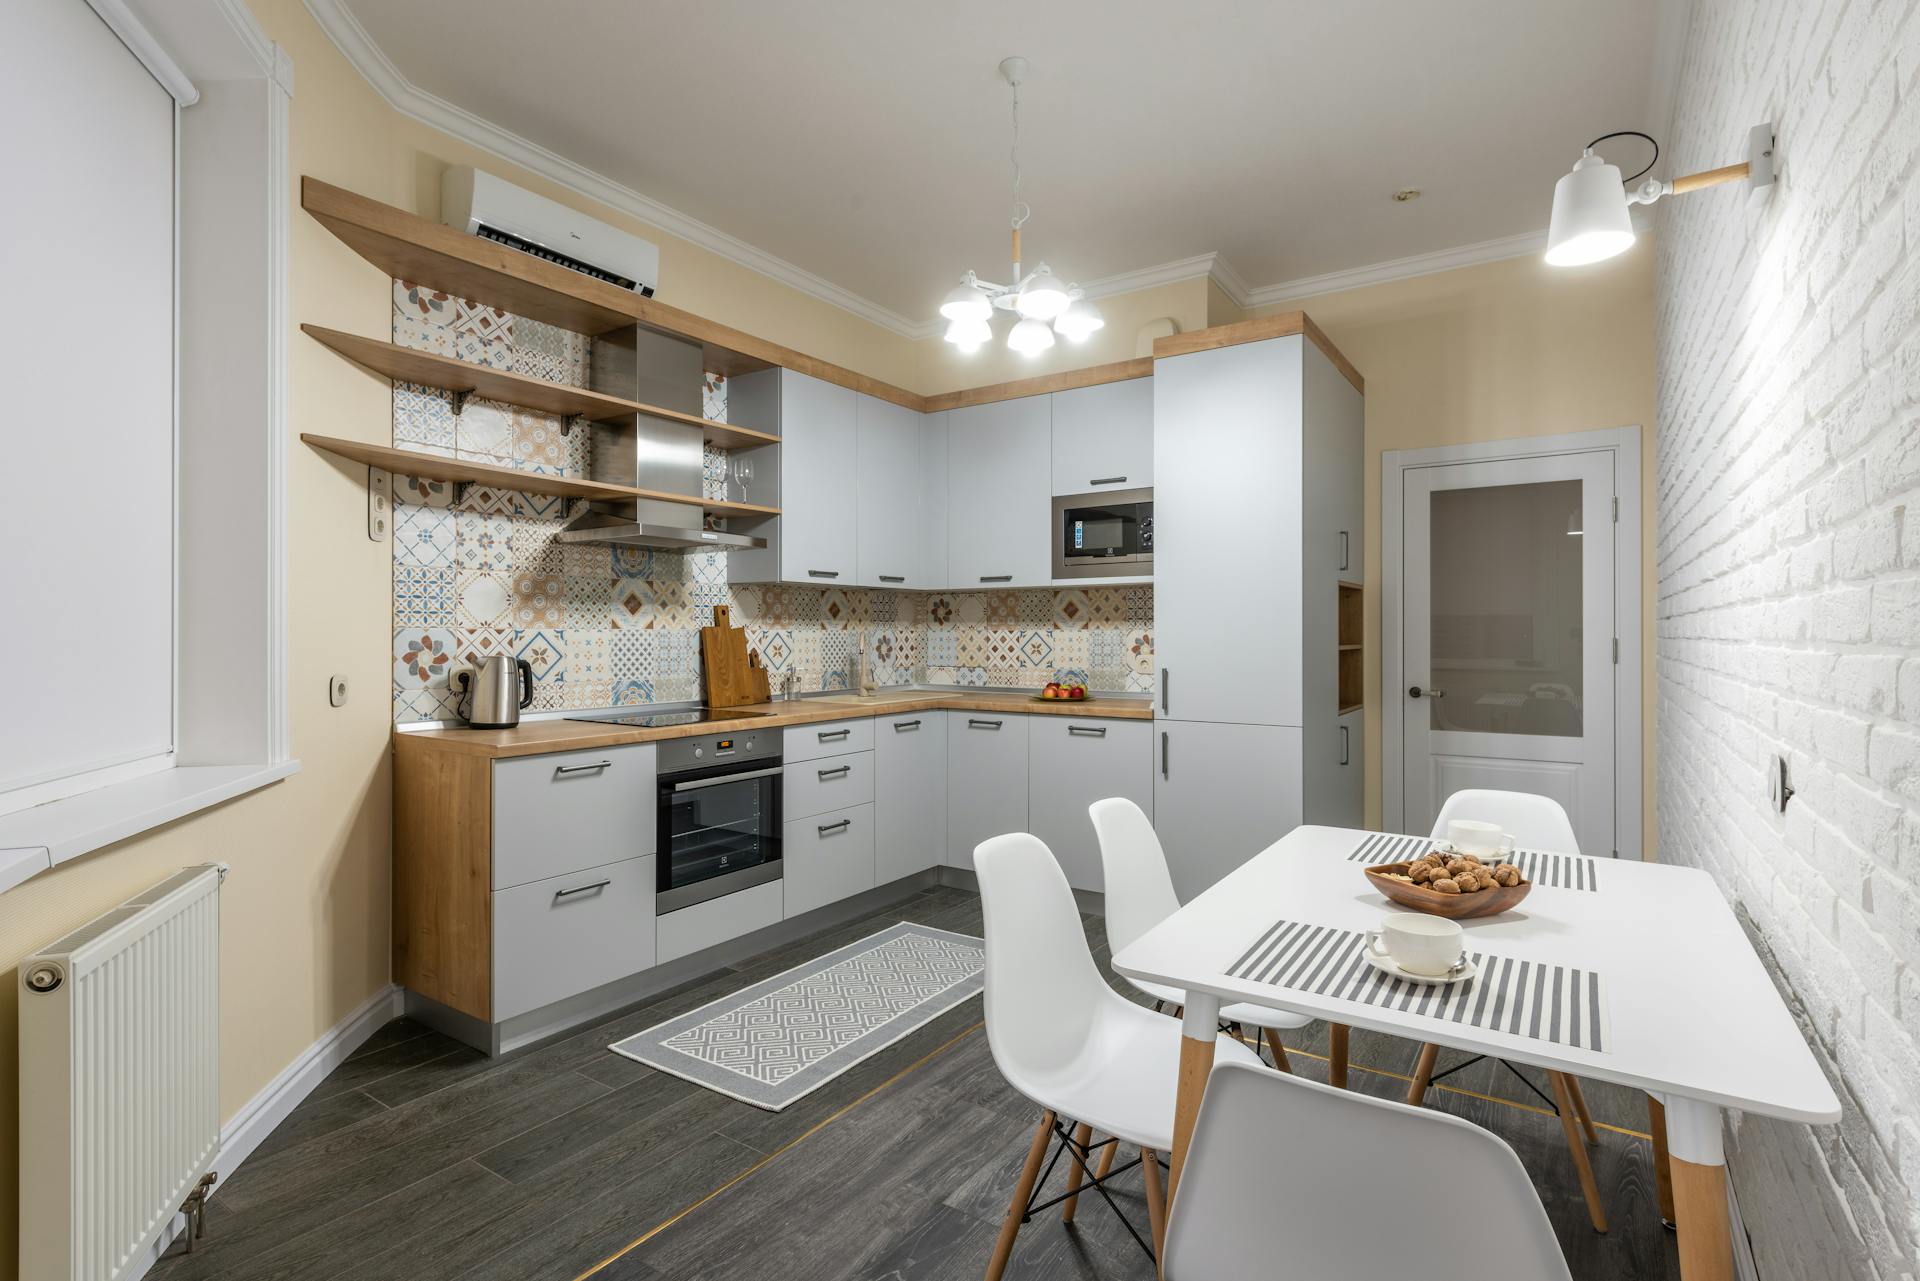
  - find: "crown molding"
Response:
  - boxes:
[303,0,927,338]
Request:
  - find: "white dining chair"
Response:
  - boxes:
[973,831,1261,1277]
[1089,797,1352,1086]
[1161,1061,1573,1281]
[1406,787,1611,1233]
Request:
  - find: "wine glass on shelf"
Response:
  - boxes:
[729,455,754,504]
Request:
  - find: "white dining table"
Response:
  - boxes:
[1109,824,1840,1281]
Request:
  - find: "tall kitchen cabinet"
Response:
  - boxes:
[1152,325,1364,900]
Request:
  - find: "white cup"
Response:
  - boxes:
[1446,819,1517,859]
[1366,914,1465,976]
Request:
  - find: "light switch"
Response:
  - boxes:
[329,674,349,707]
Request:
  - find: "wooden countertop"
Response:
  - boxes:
[396,691,1153,759]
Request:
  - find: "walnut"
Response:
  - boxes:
[1431,877,1461,894]
[1444,859,1471,878]
[1410,864,1438,884]
[1461,853,1484,865]
[1492,864,1522,887]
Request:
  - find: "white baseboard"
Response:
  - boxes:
[127,982,404,1279]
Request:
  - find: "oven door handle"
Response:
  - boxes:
[669,764,784,792]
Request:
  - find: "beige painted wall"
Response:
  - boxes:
[1251,243,1660,856]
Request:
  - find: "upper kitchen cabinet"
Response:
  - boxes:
[947,395,1052,588]
[855,393,942,588]
[920,411,949,588]
[1050,377,1153,496]
[728,368,858,585]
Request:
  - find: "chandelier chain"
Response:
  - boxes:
[1009,76,1030,231]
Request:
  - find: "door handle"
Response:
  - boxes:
[878,574,905,583]
[1160,669,1169,714]
[553,879,611,900]
[1089,475,1128,486]
[979,575,1012,583]
[817,818,851,836]
[1339,530,1350,572]
[1161,731,1169,779]
[553,760,613,777]
[817,765,851,780]
[1068,725,1107,737]
[893,719,921,731]
[807,569,839,578]
[968,718,1003,730]
[1408,687,1445,699]
[1339,724,1350,766]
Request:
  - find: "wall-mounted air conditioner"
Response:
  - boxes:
[441,165,660,297]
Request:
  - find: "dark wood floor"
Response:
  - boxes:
[154,885,1680,1281]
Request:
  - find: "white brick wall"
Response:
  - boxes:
[1657,0,1920,1276]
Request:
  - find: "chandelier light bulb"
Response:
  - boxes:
[943,316,992,350]
[1053,297,1104,342]
[1014,265,1070,320]
[939,279,993,322]
[1007,316,1056,355]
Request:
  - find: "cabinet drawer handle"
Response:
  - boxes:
[1090,475,1128,486]
[893,719,921,731]
[808,569,840,578]
[553,879,611,900]
[979,574,1012,583]
[1339,530,1350,572]
[1160,669,1169,715]
[553,760,613,777]
[817,765,851,780]
[817,818,851,836]
[968,718,1002,730]
[1339,724,1350,766]
[878,574,906,583]
[817,728,851,742]
[1068,725,1107,737]
[1161,731,1169,779]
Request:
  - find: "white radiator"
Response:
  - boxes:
[19,864,222,1281]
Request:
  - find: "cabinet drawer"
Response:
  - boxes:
[492,744,656,890]
[783,750,875,821]
[657,880,784,966]
[784,717,874,763]
[784,803,877,918]
[492,856,655,1021]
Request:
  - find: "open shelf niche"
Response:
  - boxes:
[1338,581,1363,714]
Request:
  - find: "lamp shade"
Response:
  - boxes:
[940,280,993,321]
[943,317,992,350]
[1014,266,1070,320]
[1007,317,1056,354]
[1545,151,1636,266]
[1053,297,1104,341]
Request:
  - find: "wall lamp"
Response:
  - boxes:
[1545,122,1776,266]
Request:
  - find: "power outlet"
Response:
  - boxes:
[328,674,349,708]
[1767,754,1793,812]
[367,469,391,542]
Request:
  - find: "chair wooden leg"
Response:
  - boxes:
[987,1109,1056,1281]
[1328,1023,1350,1089]
[1648,1096,1677,1227]
[1567,1076,1599,1144]
[1141,1146,1167,1261]
[1263,1026,1292,1074]
[1549,1072,1609,1233]
[1060,1122,1093,1224]
[1406,1043,1441,1106]
[1094,1133,1119,1181]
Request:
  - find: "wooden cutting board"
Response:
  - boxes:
[700,605,770,707]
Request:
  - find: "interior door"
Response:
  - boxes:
[1400,452,1615,854]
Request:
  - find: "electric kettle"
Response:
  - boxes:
[457,655,534,729]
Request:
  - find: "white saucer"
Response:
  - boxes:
[1364,948,1478,987]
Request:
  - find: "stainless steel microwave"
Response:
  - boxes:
[1052,487,1153,579]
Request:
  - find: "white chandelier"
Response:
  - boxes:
[938,57,1103,356]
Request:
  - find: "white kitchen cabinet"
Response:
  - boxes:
[785,717,874,762]
[855,393,923,587]
[920,412,948,588]
[783,749,875,822]
[947,711,1030,868]
[727,368,858,585]
[1153,721,1304,901]
[784,803,878,918]
[491,743,656,890]
[657,880,784,966]
[947,396,1051,588]
[1028,717,1153,892]
[1050,377,1154,496]
[875,709,947,884]
[492,856,656,1021]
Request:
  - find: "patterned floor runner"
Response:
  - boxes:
[609,922,984,1110]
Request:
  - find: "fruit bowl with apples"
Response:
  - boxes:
[1036,681,1089,702]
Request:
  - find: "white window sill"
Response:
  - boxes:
[0,761,301,892]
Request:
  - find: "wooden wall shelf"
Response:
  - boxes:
[1338,581,1364,714]
[301,434,779,518]
[301,325,779,451]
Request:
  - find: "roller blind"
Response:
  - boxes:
[0,1,175,801]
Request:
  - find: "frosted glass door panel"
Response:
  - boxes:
[1429,481,1584,737]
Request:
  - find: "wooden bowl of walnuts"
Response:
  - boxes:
[1364,846,1531,919]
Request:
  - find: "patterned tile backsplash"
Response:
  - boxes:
[387,282,1154,723]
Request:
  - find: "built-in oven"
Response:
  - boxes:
[1053,487,1153,579]
[655,728,782,914]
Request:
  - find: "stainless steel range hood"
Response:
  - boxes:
[554,327,766,551]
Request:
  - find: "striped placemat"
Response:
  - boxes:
[1347,832,1601,892]
[1226,919,1610,1051]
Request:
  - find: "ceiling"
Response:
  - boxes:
[333,0,1663,329]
